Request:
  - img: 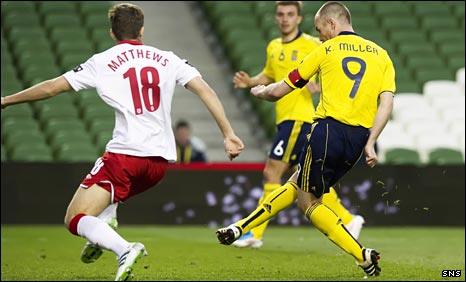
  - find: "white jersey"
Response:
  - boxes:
[63,40,201,162]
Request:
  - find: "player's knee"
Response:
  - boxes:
[65,212,87,235]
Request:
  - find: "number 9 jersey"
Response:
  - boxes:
[63,40,201,161]
[284,31,396,128]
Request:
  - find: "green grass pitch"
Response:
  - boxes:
[1,225,464,280]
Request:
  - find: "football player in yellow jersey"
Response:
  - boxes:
[218,1,395,276]
[232,1,364,249]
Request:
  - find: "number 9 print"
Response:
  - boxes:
[342,57,366,99]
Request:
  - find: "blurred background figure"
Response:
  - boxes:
[175,119,207,163]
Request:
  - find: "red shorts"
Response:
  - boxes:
[80,152,168,203]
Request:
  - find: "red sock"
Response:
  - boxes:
[68,213,86,235]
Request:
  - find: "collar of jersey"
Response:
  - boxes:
[282,30,303,44]
[338,31,358,36]
[118,40,144,45]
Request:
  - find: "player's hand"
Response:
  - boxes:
[1,97,7,110]
[250,85,267,97]
[364,144,378,168]
[233,71,251,89]
[224,134,245,161]
[306,82,320,93]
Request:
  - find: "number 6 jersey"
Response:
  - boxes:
[63,40,201,161]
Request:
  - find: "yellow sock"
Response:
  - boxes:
[322,187,353,225]
[251,183,281,240]
[306,202,364,262]
[236,182,297,235]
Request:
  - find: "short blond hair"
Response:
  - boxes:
[275,1,303,15]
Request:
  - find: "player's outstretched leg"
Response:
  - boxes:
[322,187,365,239]
[81,203,119,263]
[217,181,298,245]
[66,185,147,280]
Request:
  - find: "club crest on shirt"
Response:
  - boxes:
[279,51,285,61]
[291,50,298,61]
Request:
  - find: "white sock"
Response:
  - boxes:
[77,215,130,257]
[98,203,118,223]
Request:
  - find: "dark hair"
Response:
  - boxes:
[108,3,144,41]
[275,1,303,15]
[175,120,190,130]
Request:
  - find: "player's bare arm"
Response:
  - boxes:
[233,71,274,89]
[250,80,293,102]
[364,91,394,168]
[1,76,71,109]
[186,76,245,160]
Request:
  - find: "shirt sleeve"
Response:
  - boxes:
[261,42,274,79]
[284,44,325,89]
[176,58,202,86]
[381,52,396,95]
[62,56,97,91]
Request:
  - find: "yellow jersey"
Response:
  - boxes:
[285,31,396,128]
[262,32,320,124]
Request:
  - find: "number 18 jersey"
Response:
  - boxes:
[63,40,201,161]
[284,32,396,128]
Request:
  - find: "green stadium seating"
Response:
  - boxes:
[440,43,465,57]
[38,2,77,15]
[447,55,465,71]
[49,130,93,151]
[430,30,464,43]
[216,16,258,35]
[253,2,275,17]
[422,18,459,31]
[406,56,445,70]
[95,130,113,152]
[84,14,110,29]
[2,12,41,31]
[2,118,40,136]
[4,130,47,151]
[43,14,81,30]
[416,69,454,85]
[49,28,89,43]
[382,17,418,30]
[1,1,36,15]
[10,145,54,162]
[1,104,34,119]
[428,148,464,165]
[385,148,422,165]
[56,142,100,162]
[79,2,110,15]
[373,2,411,16]
[38,104,80,122]
[413,4,451,17]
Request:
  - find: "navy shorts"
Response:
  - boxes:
[269,120,312,166]
[297,118,369,198]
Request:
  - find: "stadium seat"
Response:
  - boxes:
[10,145,54,162]
[382,17,418,30]
[413,4,451,17]
[48,129,94,151]
[422,18,458,31]
[423,80,462,97]
[1,104,34,118]
[404,121,445,138]
[428,148,464,165]
[38,2,77,15]
[79,2,111,16]
[384,148,422,165]
[415,132,460,163]
[56,143,100,162]
[457,68,465,89]
[84,14,110,29]
[43,14,81,30]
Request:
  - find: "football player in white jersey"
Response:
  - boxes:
[1,3,244,281]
